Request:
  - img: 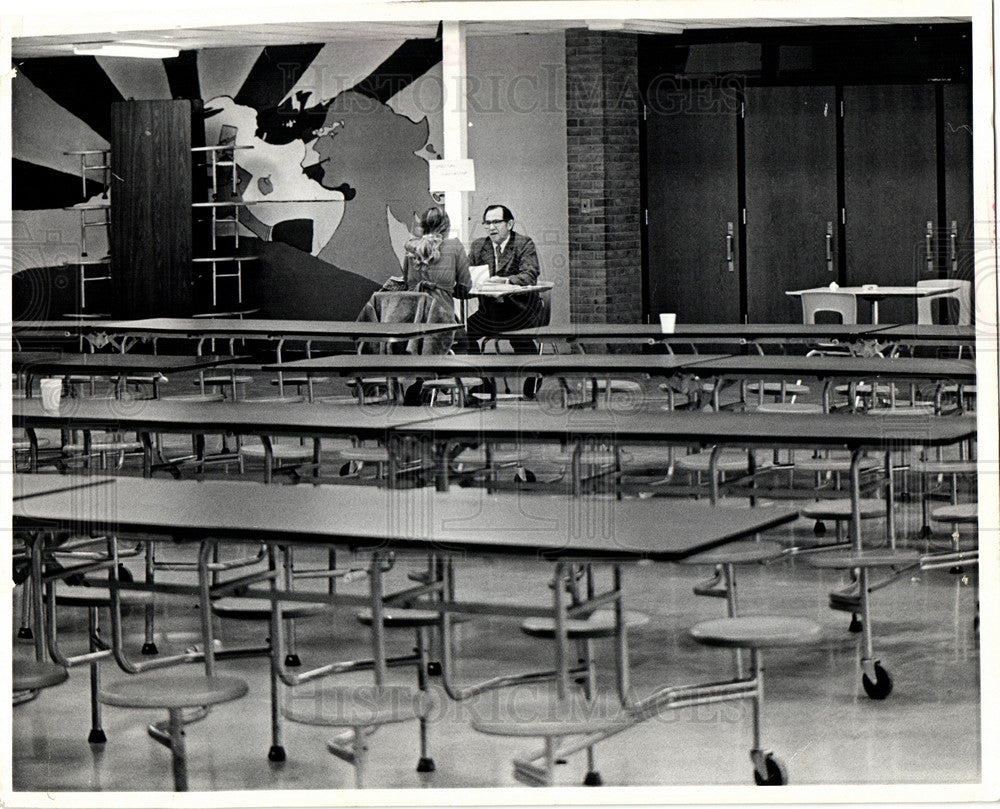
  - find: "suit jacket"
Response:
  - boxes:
[468,230,542,326]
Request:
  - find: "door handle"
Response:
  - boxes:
[726,223,734,272]
[950,221,958,273]
[925,220,934,273]
[825,222,834,272]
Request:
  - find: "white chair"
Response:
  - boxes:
[916,279,972,325]
[800,291,857,325]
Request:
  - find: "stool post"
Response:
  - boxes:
[850,450,864,550]
[142,543,158,655]
[723,563,744,677]
[168,707,189,791]
[749,648,764,755]
[352,726,369,788]
[87,607,107,744]
[553,561,569,699]
[369,553,388,686]
[266,546,287,761]
[613,566,631,703]
[197,542,217,677]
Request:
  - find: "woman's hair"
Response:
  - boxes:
[405,206,450,266]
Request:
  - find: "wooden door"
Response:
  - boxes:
[843,85,937,323]
[645,83,741,324]
[744,85,839,323]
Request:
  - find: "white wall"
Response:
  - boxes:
[467,33,569,324]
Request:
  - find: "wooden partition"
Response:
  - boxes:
[110,100,196,318]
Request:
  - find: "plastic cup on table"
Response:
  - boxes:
[659,313,676,333]
[40,378,63,414]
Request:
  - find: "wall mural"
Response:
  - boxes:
[11,29,443,320]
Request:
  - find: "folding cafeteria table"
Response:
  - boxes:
[12,352,247,399]
[672,354,977,411]
[12,473,800,780]
[265,352,731,405]
[392,405,977,698]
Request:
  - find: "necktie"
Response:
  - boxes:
[492,242,500,277]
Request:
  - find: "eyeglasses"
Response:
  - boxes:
[483,219,507,226]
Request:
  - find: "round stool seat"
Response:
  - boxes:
[281,684,429,727]
[680,540,785,566]
[211,597,325,620]
[799,498,883,521]
[791,454,879,473]
[520,609,649,640]
[241,394,306,405]
[865,406,937,417]
[753,402,824,414]
[471,692,630,737]
[337,446,390,463]
[13,659,69,691]
[674,450,753,474]
[55,588,155,608]
[13,436,52,452]
[161,392,226,403]
[931,503,977,523]
[270,377,329,386]
[355,607,447,628]
[689,615,823,650]
[909,460,977,475]
[452,447,524,465]
[200,375,254,387]
[239,443,314,462]
[99,673,248,709]
[806,548,921,570]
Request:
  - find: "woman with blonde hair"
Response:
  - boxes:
[400,206,472,404]
[402,205,473,314]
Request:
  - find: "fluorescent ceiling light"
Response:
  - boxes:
[73,43,180,59]
[586,20,685,35]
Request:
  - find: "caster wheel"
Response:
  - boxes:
[88,728,108,744]
[416,757,435,773]
[16,627,34,640]
[141,642,159,655]
[948,565,964,575]
[753,753,787,785]
[862,661,893,700]
[117,564,134,583]
[848,614,863,633]
[284,654,302,667]
[583,771,603,786]
[426,661,442,676]
[514,469,536,483]
[268,745,286,762]
[813,520,826,536]
[918,525,932,539]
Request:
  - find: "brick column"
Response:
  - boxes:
[565,29,642,324]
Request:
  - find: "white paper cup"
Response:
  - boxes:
[659,313,676,333]
[40,378,62,414]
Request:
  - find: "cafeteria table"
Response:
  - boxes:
[12,398,443,481]
[12,351,248,399]
[13,473,800,778]
[673,354,977,411]
[496,322,891,351]
[785,285,958,324]
[12,318,463,394]
[392,404,977,696]
[265,352,731,405]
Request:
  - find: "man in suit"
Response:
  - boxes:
[465,204,543,355]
